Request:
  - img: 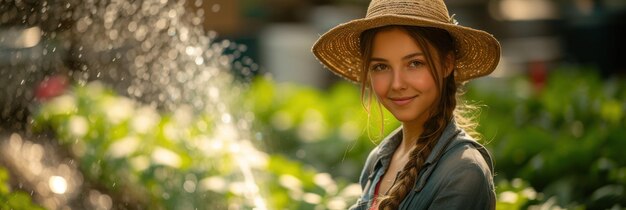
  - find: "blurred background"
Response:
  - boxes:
[1,0,625,209]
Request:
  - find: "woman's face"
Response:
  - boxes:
[368,28,439,126]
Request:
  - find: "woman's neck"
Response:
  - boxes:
[399,121,424,154]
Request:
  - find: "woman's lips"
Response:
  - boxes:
[388,95,417,106]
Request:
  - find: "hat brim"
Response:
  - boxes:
[312,14,501,83]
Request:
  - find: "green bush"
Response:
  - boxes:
[245,77,399,180]
[468,68,626,209]
[0,167,46,210]
[32,81,360,209]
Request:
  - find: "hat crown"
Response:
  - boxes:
[366,0,450,23]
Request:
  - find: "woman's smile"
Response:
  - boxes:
[388,95,418,106]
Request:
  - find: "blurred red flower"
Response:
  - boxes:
[35,75,69,102]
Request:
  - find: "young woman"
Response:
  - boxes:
[312,0,501,209]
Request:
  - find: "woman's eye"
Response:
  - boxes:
[409,60,424,68]
[370,64,388,72]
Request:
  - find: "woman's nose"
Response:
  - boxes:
[390,69,407,90]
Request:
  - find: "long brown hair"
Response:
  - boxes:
[359,25,476,209]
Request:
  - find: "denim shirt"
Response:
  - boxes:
[349,121,496,210]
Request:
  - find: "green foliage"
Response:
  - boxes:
[468,68,626,209]
[496,178,539,210]
[34,82,232,209]
[0,167,46,210]
[32,81,360,209]
[263,155,361,210]
[0,168,7,195]
[245,77,399,180]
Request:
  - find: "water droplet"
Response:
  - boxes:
[221,113,231,123]
[195,57,204,65]
[49,176,68,194]
[184,180,197,193]
[196,8,205,17]
[168,9,177,18]
[128,21,138,32]
[211,4,221,13]
[155,18,167,30]
[108,29,118,40]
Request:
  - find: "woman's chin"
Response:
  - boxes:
[390,112,429,126]
[392,114,416,123]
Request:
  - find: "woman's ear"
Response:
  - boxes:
[444,53,455,77]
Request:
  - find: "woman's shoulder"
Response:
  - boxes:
[415,138,496,210]
[437,137,494,177]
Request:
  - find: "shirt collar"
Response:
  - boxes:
[374,127,402,169]
[373,121,463,169]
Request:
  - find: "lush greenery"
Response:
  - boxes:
[0,167,46,210]
[467,68,626,209]
[31,81,360,209]
[13,67,625,209]
[244,78,400,180]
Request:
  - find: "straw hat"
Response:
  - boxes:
[312,0,501,83]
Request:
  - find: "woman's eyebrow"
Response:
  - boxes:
[402,52,424,60]
[370,52,424,62]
